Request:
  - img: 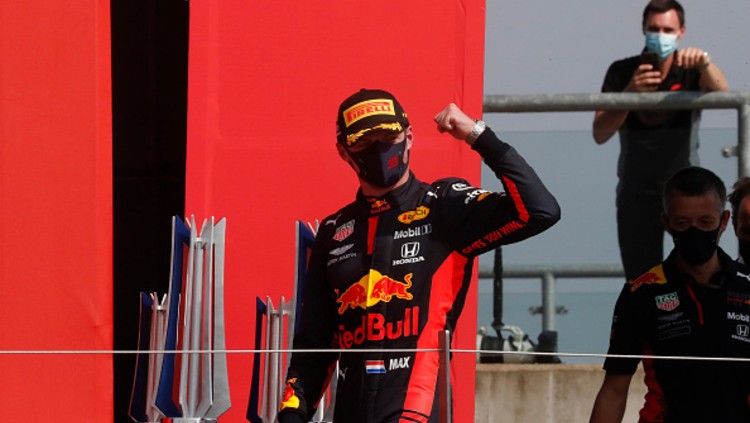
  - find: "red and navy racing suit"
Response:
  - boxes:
[605,249,750,422]
[278,128,560,423]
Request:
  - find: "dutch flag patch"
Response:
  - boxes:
[365,360,386,374]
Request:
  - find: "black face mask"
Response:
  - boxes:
[348,140,408,188]
[739,239,750,264]
[670,226,720,265]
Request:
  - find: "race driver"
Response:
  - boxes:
[277,89,561,423]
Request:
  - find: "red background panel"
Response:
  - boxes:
[0,0,112,421]
[186,2,485,422]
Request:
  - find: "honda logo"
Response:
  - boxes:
[737,324,750,337]
[401,242,420,258]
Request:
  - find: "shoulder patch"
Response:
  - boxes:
[629,265,666,292]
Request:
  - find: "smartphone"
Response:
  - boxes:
[640,51,660,73]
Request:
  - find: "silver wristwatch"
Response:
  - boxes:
[466,120,486,144]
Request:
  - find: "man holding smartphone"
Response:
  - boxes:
[593,0,729,282]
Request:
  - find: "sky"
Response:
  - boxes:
[478,0,750,290]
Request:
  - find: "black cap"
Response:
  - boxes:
[336,89,409,147]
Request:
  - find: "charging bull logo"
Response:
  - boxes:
[279,378,300,410]
[629,265,666,292]
[335,270,413,315]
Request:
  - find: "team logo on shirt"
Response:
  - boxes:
[280,378,300,409]
[335,270,413,314]
[333,220,355,241]
[655,292,680,312]
[398,206,430,224]
[629,265,667,292]
[368,198,391,214]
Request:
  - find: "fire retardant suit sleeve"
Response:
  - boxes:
[277,230,339,422]
[437,127,561,257]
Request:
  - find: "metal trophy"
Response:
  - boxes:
[247,220,336,423]
[131,216,231,423]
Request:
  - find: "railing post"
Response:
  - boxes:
[438,330,452,423]
[739,103,750,178]
[542,272,556,332]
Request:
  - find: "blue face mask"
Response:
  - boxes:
[645,31,679,60]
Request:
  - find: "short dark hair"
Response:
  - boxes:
[663,166,726,212]
[643,0,685,27]
[728,177,750,224]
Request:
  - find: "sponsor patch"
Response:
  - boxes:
[394,223,432,239]
[727,311,750,323]
[732,324,750,343]
[398,206,430,224]
[280,378,300,409]
[329,244,353,256]
[365,360,387,374]
[368,198,391,214]
[655,292,680,312]
[737,324,750,338]
[393,242,424,266]
[736,271,750,283]
[338,306,420,349]
[656,323,691,341]
[343,99,395,127]
[629,265,667,292]
[451,182,473,191]
[327,252,357,267]
[728,291,750,308]
[333,220,355,242]
[656,312,685,322]
[464,188,491,204]
[477,192,492,202]
[335,270,414,314]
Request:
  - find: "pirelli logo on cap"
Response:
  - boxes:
[343,99,396,127]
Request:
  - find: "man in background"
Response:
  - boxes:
[593,0,728,280]
[590,166,750,422]
[728,177,750,263]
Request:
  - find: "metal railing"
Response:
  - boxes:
[478,265,623,333]
[484,91,750,177]
[480,91,750,341]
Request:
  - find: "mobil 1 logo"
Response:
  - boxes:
[394,223,432,240]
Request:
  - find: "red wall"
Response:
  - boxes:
[0,1,112,420]
[186,2,485,421]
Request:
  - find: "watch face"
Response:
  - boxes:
[467,121,486,143]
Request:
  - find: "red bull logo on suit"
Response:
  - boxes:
[335,270,413,315]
